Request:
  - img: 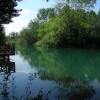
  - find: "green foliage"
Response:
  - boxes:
[6,32,19,44]
[37,8,56,22]
[0,0,21,45]
[36,15,67,47]
[36,6,99,47]
[18,19,39,45]
[17,2,100,48]
[0,0,21,25]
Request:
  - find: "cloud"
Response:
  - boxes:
[20,9,31,15]
[4,9,33,35]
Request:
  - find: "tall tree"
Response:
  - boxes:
[0,0,21,44]
[37,8,56,22]
[0,0,21,25]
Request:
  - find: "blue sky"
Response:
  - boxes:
[94,0,100,12]
[5,0,56,35]
[5,0,100,35]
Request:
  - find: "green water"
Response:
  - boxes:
[18,46,100,81]
[0,46,100,100]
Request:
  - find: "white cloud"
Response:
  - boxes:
[4,9,34,35]
[20,9,31,15]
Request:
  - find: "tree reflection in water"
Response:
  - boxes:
[20,71,95,100]
[0,59,15,100]
[0,58,96,100]
[65,77,95,100]
[31,72,95,100]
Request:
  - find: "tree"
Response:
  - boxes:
[66,0,96,10]
[0,26,5,45]
[18,19,39,45]
[0,0,21,45]
[0,0,21,25]
[37,8,56,22]
[47,0,97,10]
[17,0,100,48]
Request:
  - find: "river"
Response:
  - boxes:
[0,46,100,100]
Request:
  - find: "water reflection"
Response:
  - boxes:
[1,45,100,100]
[28,77,95,100]
[15,73,95,100]
[14,46,100,100]
[0,59,15,100]
[17,46,100,81]
[0,60,15,74]
[0,57,97,100]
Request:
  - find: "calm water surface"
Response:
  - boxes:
[0,47,100,100]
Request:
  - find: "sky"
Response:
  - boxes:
[4,0,56,35]
[4,0,100,35]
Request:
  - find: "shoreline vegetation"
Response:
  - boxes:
[7,1,100,49]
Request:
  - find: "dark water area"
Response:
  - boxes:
[0,46,100,100]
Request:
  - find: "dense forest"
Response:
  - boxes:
[3,0,100,48]
[12,0,100,48]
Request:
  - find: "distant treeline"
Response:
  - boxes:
[16,3,100,48]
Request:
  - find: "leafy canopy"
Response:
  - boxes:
[0,0,21,44]
[0,0,21,25]
[47,0,96,9]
